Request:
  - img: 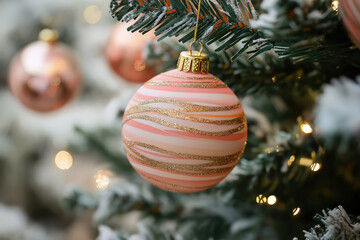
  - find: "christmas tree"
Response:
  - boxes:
[1,0,360,239]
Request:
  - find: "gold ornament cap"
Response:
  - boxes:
[39,28,59,43]
[177,50,210,74]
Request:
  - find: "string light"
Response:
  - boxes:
[332,0,339,12]
[55,151,73,170]
[299,157,313,167]
[300,121,313,134]
[275,146,280,152]
[267,195,277,205]
[94,170,112,189]
[292,207,301,216]
[83,5,102,24]
[256,194,267,204]
[310,163,321,172]
[288,155,296,166]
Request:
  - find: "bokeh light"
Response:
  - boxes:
[267,195,277,205]
[310,163,321,172]
[256,194,267,204]
[55,151,73,170]
[83,5,102,24]
[332,0,339,12]
[95,170,112,189]
[293,207,301,216]
[300,122,313,134]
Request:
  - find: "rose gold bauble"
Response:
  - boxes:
[8,41,82,112]
[121,51,247,193]
[106,21,156,83]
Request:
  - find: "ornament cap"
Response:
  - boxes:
[39,28,59,43]
[177,51,210,74]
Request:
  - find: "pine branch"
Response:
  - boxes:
[64,188,98,212]
[298,206,360,240]
[110,0,266,60]
[71,126,134,176]
[144,40,339,96]
[253,0,360,66]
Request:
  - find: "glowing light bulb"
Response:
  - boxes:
[83,5,102,24]
[310,163,321,172]
[300,122,313,134]
[95,170,112,189]
[256,194,267,204]
[55,151,73,170]
[288,155,295,166]
[267,195,277,205]
[292,207,301,216]
[332,0,339,11]
[299,157,313,167]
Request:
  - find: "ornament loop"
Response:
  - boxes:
[189,41,204,56]
[39,28,59,43]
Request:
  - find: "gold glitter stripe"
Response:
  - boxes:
[123,114,245,136]
[124,139,245,163]
[130,98,242,112]
[161,72,218,80]
[153,81,219,84]
[125,106,246,126]
[146,81,227,88]
[138,172,214,190]
[126,148,234,175]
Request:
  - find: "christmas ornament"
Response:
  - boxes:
[8,29,81,112]
[106,21,156,83]
[121,0,247,192]
[339,0,360,48]
[121,51,247,193]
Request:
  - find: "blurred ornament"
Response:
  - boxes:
[106,21,156,83]
[121,48,247,193]
[7,29,81,112]
[339,0,360,48]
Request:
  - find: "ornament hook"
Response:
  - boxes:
[189,41,203,56]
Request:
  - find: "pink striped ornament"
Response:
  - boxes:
[340,0,360,48]
[122,68,247,193]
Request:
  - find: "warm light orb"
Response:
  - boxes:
[310,163,321,172]
[332,0,339,11]
[83,5,102,24]
[95,170,113,189]
[288,155,295,166]
[267,195,277,205]
[300,122,313,134]
[55,151,73,170]
[256,194,267,204]
[299,157,313,167]
[292,207,301,216]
